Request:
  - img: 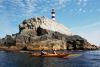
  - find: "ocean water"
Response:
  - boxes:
[0,50,100,67]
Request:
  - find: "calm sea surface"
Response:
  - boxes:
[0,50,100,67]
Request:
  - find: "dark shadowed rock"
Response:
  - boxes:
[0,35,16,47]
[36,26,48,36]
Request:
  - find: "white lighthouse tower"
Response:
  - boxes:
[51,9,55,21]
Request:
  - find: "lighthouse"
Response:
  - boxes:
[51,9,55,21]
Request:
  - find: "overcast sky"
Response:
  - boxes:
[0,0,100,46]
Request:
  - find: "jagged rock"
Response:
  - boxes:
[19,17,73,36]
[0,35,16,47]
[27,39,66,50]
[36,26,48,36]
[0,17,98,50]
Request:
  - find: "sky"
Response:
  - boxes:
[0,0,100,46]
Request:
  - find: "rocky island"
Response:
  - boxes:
[0,16,98,51]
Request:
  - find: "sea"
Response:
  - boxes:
[0,50,100,67]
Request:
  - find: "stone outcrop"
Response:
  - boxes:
[0,17,98,50]
[19,16,72,36]
[0,35,16,47]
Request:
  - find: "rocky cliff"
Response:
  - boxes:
[0,17,98,50]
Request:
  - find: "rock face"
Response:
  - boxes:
[0,17,98,50]
[0,35,16,46]
[19,16,72,36]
